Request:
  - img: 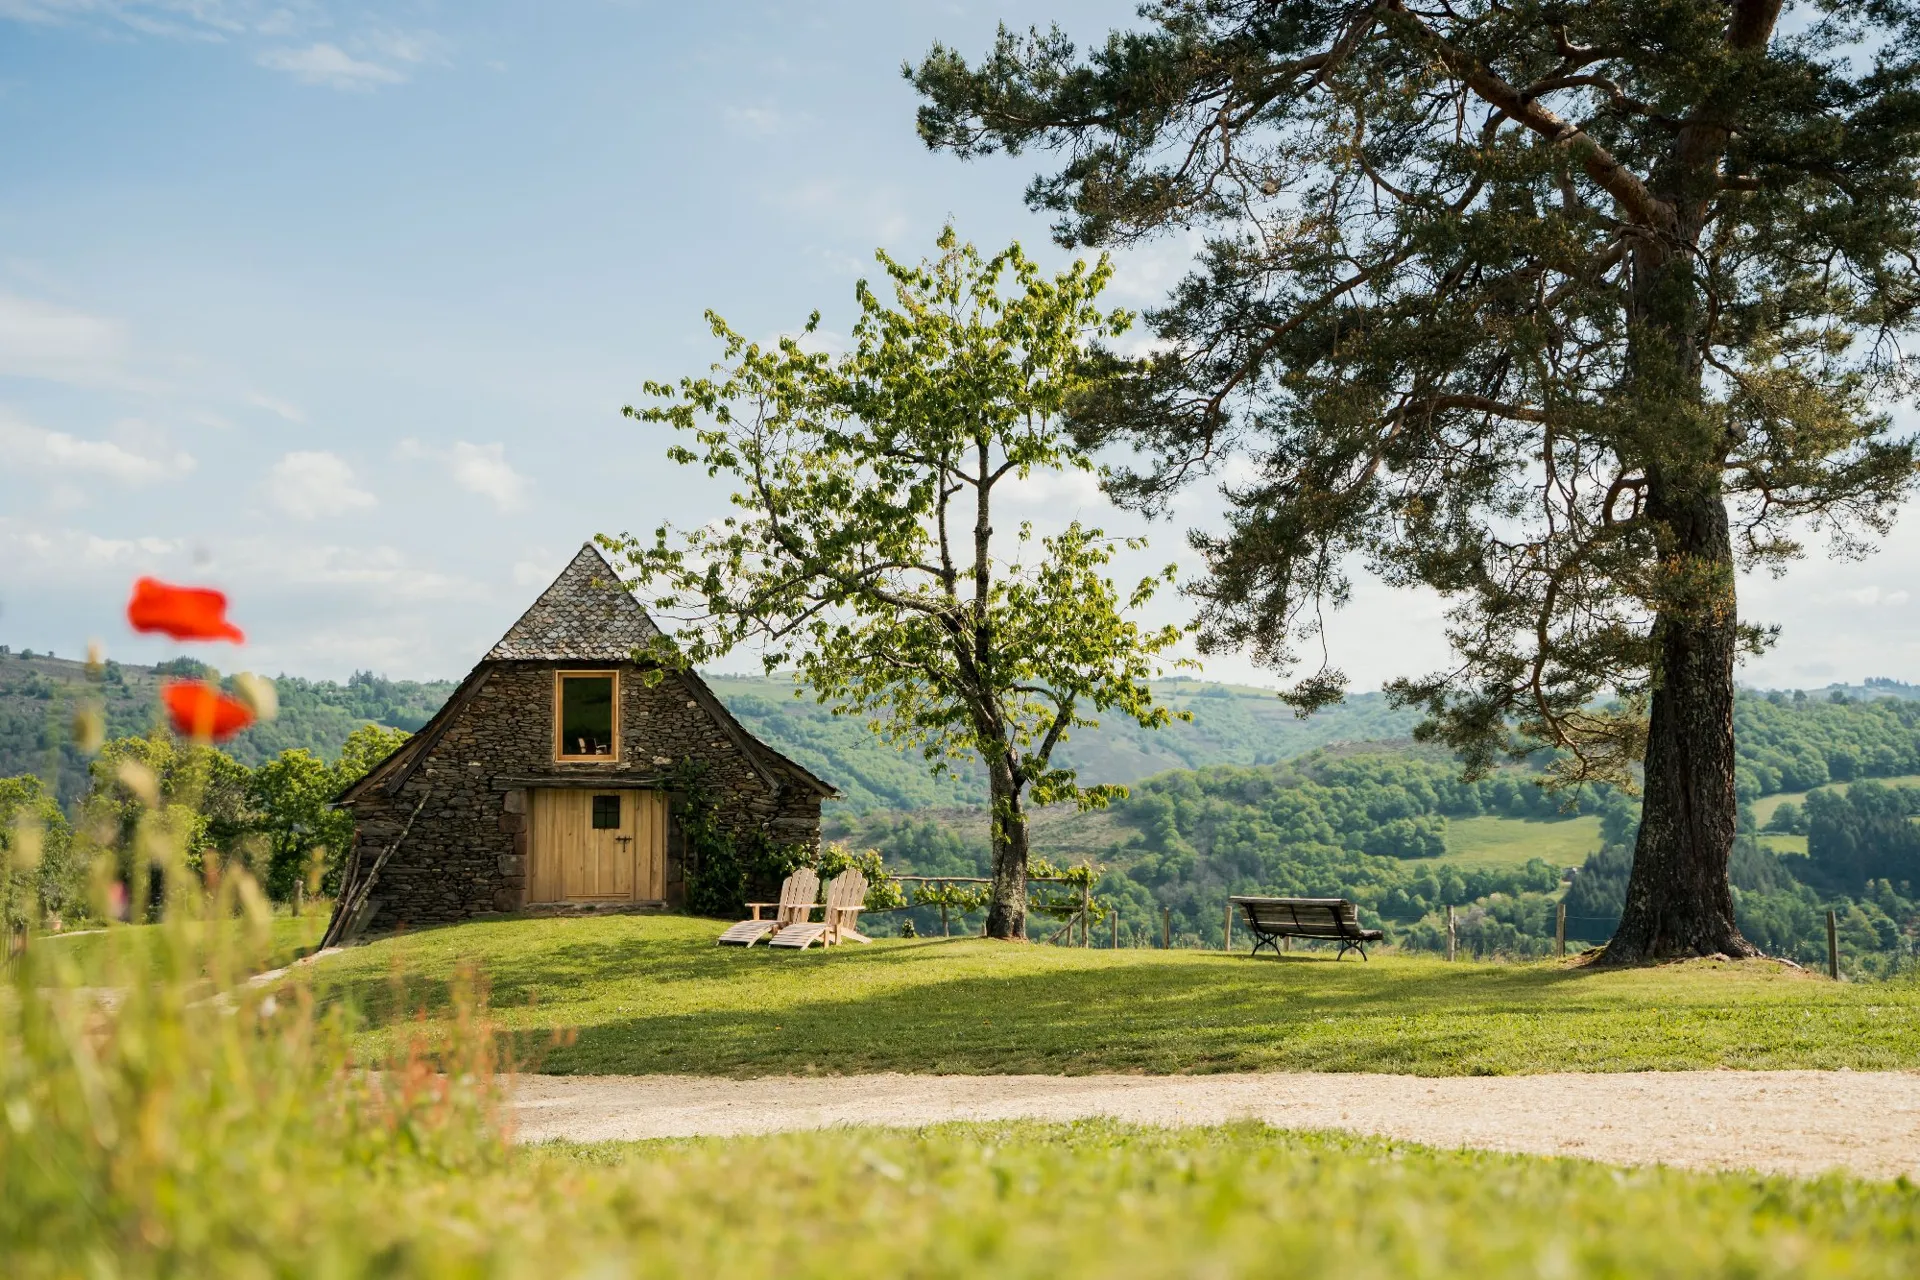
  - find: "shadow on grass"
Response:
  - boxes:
[316,916,1914,1077]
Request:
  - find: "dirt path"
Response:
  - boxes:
[512,1070,1920,1180]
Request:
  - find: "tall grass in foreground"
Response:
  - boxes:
[0,796,509,1277]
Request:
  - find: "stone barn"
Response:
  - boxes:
[323,543,834,943]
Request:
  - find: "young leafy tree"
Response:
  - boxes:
[910,1,1920,961]
[608,230,1186,938]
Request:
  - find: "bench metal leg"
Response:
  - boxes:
[1249,932,1280,958]
[1335,940,1369,961]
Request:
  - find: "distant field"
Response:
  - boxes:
[847,804,1602,872]
[1441,814,1600,867]
[314,914,1920,1078]
[1752,774,1920,826]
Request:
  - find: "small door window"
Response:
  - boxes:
[556,672,618,760]
[591,794,621,829]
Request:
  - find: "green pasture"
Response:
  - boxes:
[1751,774,1920,826]
[317,913,1920,1077]
[1439,813,1600,867]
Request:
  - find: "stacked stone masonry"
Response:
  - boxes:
[349,661,823,934]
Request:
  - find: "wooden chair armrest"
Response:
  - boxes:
[745,902,778,920]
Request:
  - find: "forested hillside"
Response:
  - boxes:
[6,642,1919,967]
[709,674,1423,810]
[0,652,1416,811]
[0,648,454,806]
[840,694,1920,972]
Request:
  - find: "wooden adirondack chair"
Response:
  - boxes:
[768,869,870,949]
[716,868,819,946]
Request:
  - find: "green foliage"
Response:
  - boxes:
[612,227,1187,934]
[719,676,1434,812]
[1076,751,1595,946]
[247,725,409,899]
[80,734,256,892]
[1568,779,1920,972]
[1803,782,1920,894]
[673,760,903,917]
[0,650,452,807]
[0,724,406,914]
[1,775,81,933]
[910,2,1920,790]
[1736,694,1920,798]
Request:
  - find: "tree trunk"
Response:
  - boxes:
[984,759,1029,939]
[1597,476,1757,963]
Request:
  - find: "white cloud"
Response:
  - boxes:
[0,411,195,485]
[398,438,530,511]
[0,1,250,38]
[449,442,529,510]
[1840,585,1911,608]
[724,104,807,138]
[266,450,375,519]
[362,27,448,65]
[257,43,405,91]
[246,391,306,423]
[0,292,129,386]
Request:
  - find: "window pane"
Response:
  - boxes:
[591,794,621,829]
[560,675,615,757]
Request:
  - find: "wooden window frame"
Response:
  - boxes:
[553,669,622,764]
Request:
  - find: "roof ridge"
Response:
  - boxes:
[484,541,663,662]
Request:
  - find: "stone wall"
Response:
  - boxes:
[349,661,823,934]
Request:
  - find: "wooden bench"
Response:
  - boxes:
[1230,896,1383,960]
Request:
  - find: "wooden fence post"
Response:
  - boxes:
[1555,901,1566,958]
[1111,909,1118,950]
[1224,901,1233,953]
[941,902,950,939]
[1446,905,1457,962]
[1162,906,1172,950]
[1082,882,1091,948]
[1827,909,1840,980]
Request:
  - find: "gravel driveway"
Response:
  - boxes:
[511,1069,1920,1180]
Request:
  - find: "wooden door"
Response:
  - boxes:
[529,789,668,904]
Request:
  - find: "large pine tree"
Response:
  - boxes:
[911,0,1920,960]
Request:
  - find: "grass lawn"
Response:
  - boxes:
[34,912,329,982]
[1758,832,1811,856]
[1752,773,1920,826]
[317,913,1920,1077]
[1441,813,1600,866]
[505,1122,1920,1278]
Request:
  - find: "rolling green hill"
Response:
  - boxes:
[707,673,1423,810]
[0,648,455,806]
[0,650,1419,812]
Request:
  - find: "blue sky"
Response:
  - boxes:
[1,0,1916,691]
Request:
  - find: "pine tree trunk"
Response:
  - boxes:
[1597,475,1758,963]
[984,760,1029,940]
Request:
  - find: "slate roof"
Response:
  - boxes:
[337,539,837,805]
[485,543,663,661]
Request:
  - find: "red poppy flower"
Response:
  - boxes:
[127,578,245,643]
[162,680,256,741]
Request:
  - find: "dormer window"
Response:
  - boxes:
[555,671,619,761]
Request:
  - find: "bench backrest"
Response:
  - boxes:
[824,869,868,936]
[777,868,821,926]
[1235,897,1364,938]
